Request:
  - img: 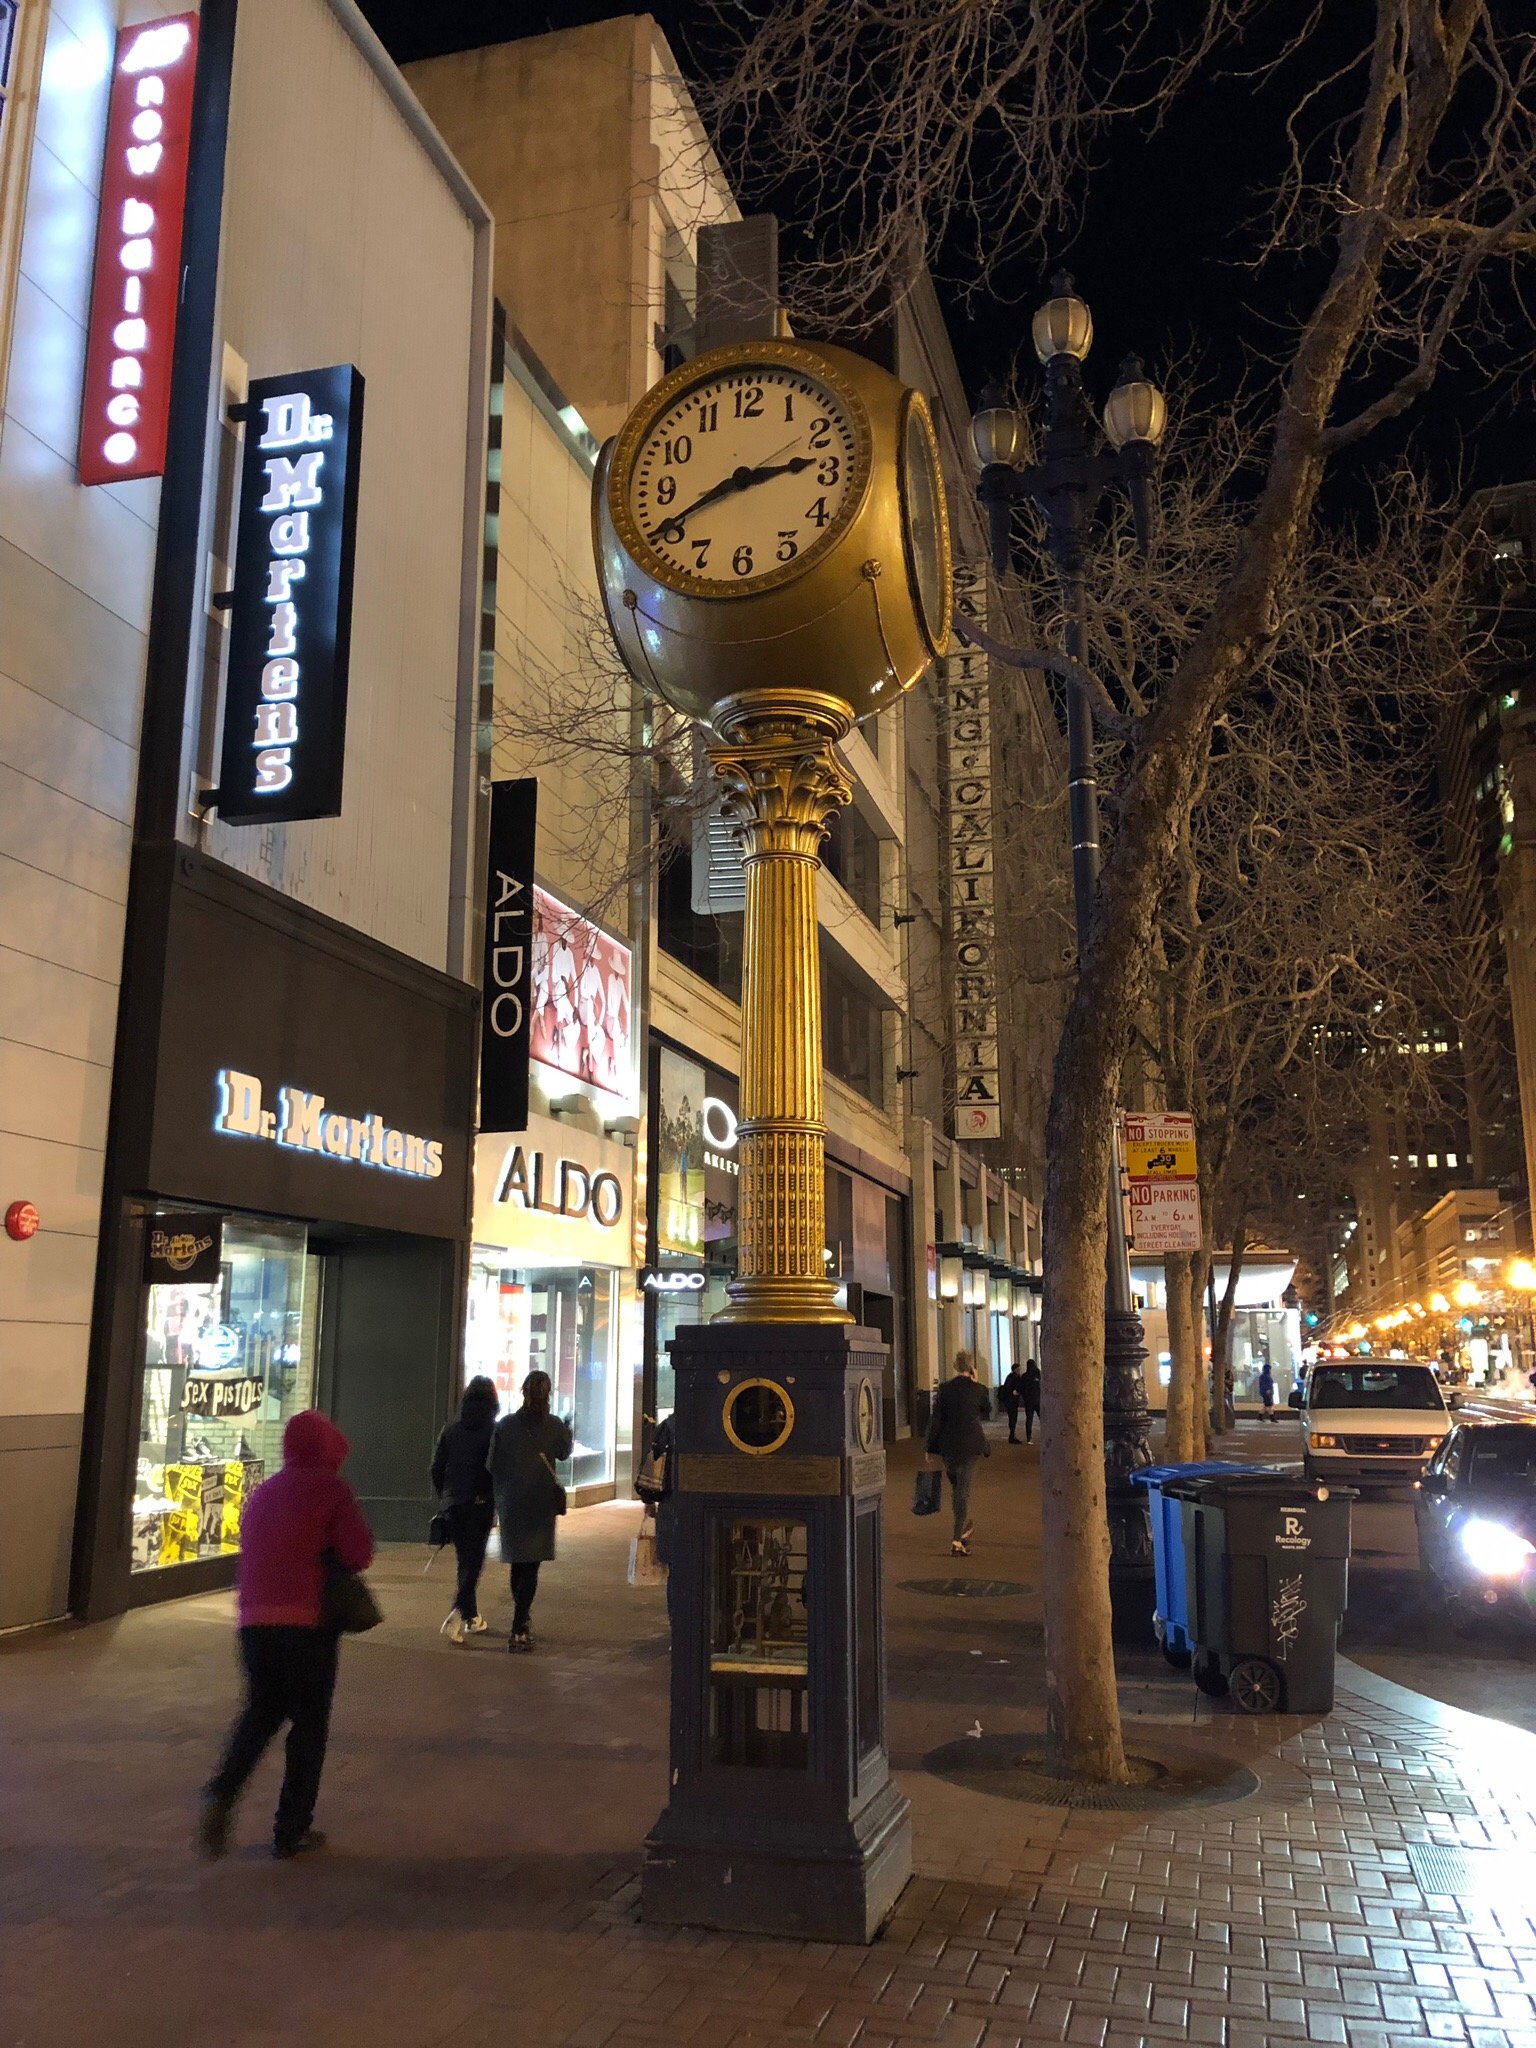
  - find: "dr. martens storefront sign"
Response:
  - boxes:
[213,365,365,825]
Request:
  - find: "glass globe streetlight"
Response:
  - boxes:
[1031,272,1093,363]
[1103,356,1168,450]
[969,380,1024,469]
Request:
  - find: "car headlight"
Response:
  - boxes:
[1309,1433,1340,1451]
[1424,1435,1445,1450]
[1458,1518,1536,1580]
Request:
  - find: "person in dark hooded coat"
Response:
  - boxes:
[430,1375,500,1643]
[489,1370,573,1651]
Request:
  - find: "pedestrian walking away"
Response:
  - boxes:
[1021,1357,1042,1444]
[1258,1357,1277,1420]
[925,1351,991,1555]
[490,1370,574,1650]
[431,1374,500,1643]
[999,1364,1025,1443]
[198,1410,374,1862]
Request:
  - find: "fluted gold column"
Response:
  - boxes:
[708,689,855,1324]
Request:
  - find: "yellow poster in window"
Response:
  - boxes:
[160,1463,203,1565]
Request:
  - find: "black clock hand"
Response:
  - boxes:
[648,471,744,543]
[649,454,816,544]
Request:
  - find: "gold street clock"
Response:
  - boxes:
[594,338,952,726]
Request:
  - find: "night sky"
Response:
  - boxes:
[356,1,1535,506]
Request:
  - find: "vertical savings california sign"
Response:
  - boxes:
[212,366,365,825]
[77,15,200,486]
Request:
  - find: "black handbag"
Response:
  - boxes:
[539,1452,568,1517]
[428,1510,451,1549]
[322,1550,383,1634]
[913,1467,943,1517]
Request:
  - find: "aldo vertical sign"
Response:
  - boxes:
[214,365,365,825]
[479,779,538,1132]
[78,15,200,486]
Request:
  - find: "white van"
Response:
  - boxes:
[1301,1361,1451,1487]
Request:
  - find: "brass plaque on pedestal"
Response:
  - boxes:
[678,1453,843,1496]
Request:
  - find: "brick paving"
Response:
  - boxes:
[3,1436,1536,2048]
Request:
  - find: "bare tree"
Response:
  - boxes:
[705,0,1536,1779]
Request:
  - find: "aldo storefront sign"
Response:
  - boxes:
[480,779,537,1132]
[473,1113,632,1268]
[213,365,365,826]
[78,15,199,486]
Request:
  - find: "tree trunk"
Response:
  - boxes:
[1162,1250,1199,1461]
[1211,1223,1248,1437]
[1189,1251,1211,1462]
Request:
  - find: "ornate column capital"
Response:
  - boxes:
[708,689,855,861]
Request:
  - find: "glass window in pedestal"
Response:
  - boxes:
[709,1518,810,1768]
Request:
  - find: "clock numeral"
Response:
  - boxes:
[690,538,710,570]
[734,385,764,419]
[806,496,831,529]
[776,530,799,562]
[809,417,831,449]
[731,544,754,576]
[697,401,719,432]
[817,454,841,486]
[783,394,795,422]
[656,475,677,505]
[663,434,693,465]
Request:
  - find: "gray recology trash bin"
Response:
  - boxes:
[1166,1471,1357,1714]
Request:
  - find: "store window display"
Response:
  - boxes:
[465,1257,617,1491]
[133,1216,317,1574]
[650,1043,740,1419]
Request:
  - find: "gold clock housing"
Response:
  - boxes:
[595,338,952,730]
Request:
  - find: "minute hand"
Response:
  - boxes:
[649,455,814,544]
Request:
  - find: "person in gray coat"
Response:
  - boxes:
[489,1370,573,1652]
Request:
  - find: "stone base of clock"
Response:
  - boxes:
[643,1316,907,1944]
[642,1776,912,1945]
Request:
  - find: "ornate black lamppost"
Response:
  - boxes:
[969,273,1168,1634]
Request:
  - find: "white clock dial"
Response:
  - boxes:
[627,366,861,592]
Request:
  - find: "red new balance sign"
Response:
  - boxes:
[77,14,199,487]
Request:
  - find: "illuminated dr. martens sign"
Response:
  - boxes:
[212,365,365,826]
[214,1069,443,1179]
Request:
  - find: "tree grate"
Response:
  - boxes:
[899,1578,1032,1599]
[924,1733,1262,1810]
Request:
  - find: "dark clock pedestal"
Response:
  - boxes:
[641,1319,912,1945]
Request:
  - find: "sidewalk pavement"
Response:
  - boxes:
[4,1430,1536,2048]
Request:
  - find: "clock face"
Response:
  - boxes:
[901,397,949,652]
[857,1379,878,1451]
[626,364,865,595]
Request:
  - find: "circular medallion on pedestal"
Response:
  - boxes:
[722,1377,795,1455]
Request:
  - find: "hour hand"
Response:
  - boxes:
[648,474,741,544]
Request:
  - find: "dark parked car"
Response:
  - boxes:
[1415,1421,1536,1618]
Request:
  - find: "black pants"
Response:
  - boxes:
[448,1501,494,1621]
[1002,1397,1021,1441]
[207,1626,338,1847]
[509,1561,541,1634]
[1023,1400,1040,1443]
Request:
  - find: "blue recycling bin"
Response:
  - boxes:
[1131,1462,1266,1663]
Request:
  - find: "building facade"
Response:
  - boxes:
[1,0,490,1627]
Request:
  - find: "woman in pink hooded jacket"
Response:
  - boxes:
[199,1410,373,1861]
